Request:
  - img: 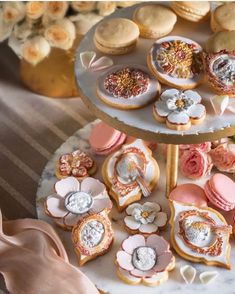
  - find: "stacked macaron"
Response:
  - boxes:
[205,173,235,211]
[89,122,126,155]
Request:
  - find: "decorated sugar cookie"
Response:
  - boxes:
[204,50,235,96]
[116,234,175,286]
[169,200,232,269]
[96,65,161,110]
[124,202,168,235]
[56,149,96,179]
[102,139,160,211]
[45,177,112,230]
[153,89,206,130]
[72,210,114,266]
[147,36,204,89]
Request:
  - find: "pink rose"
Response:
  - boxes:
[179,142,211,156]
[180,149,213,179]
[209,141,235,173]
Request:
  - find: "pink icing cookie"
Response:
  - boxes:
[89,122,126,155]
[169,183,208,207]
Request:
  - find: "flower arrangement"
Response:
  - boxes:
[0,1,138,66]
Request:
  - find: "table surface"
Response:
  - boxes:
[75,2,235,144]
[36,121,235,294]
[0,42,95,292]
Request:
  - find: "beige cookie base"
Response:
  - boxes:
[170,2,210,22]
[169,201,232,269]
[55,161,97,180]
[94,37,137,55]
[210,11,221,33]
[124,222,168,237]
[147,54,202,90]
[205,31,235,53]
[96,83,161,111]
[102,143,160,212]
[152,107,206,131]
[74,238,114,266]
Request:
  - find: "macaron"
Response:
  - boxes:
[205,31,235,53]
[211,3,235,32]
[133,4,177,39]
[94,18,139,55]
[171,1,210,22]
[169,183,208,207]
[89,122,126,155]
[205,173,235,211]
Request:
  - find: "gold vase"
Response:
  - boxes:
[20,36,82,98]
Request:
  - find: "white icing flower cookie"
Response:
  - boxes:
[102,139,160,211]
[147,36,204,89]
[124,202,168,235]
[169,200,232,269]
[153,89,206,130]
[96,64,161,110]
[72,210,114,266]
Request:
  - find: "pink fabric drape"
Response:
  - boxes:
[0,210,99,294]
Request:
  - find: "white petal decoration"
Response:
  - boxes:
[210,95,229,115]
[55,177,80,197]
[184,90,202,104]
[126,203,142,215]
[124,215,141,230]
[167,111,190,124]
[180,265,196,284]
[199,271,218,285]
[90,56,113,71]
[155,101,172,117]
[154,212,168,227]
[161,89,179,101]
[186,104,205,119]
[139,223,158,233]
[80,51,96,69]
[142,202,161,212]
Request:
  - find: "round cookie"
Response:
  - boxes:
[94,18,139,55]
[147,36,204,90]
[206,31,235,53]
[169,183,208,207]
[133,4,177,39]
[204,50,235,96]
[96,64,161,110]
[171,1,210,22]
[211,3,235,32]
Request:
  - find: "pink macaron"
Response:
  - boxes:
[169,183,208,207]
[204,173,235,211]
[89,122,126,155]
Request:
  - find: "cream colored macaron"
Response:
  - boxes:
[133,4,177,39]
[94,18,139,55]
[171,1,210,22]
[211,3,235,32]
[206,31,235,53]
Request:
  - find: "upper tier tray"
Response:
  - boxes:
[75,2,235,144]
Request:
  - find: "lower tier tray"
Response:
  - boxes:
[36,120,235,294]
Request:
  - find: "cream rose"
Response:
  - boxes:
[97,1,117,16]
[2,2,25,24]
[209,141,235,173]
[70,12,103,36]
[0,13,13,42]
[45,1,68,20]
[22,36,51,66]
[44,18,75,50]
[180,149,213,179]
[26,1,45,20]
[70,1,96,13]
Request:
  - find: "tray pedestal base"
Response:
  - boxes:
[166,144,179,198]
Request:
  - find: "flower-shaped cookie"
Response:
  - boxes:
[124,202,168,235]
[116,234,175,286]
[153,89,206,130]
[56,149,96,179]
[45,177,112,230]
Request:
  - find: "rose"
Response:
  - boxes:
[69,13,103,36]
[21,36,51,66]
[180,149,213,179]
[45,2,68,20]
[97,2,117,16]
[70,1,96,13]
[179,142,211,156]
[2,2,25,24]
[44,18,75,50]
[209,140,235,173]
[26,1,45,20]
